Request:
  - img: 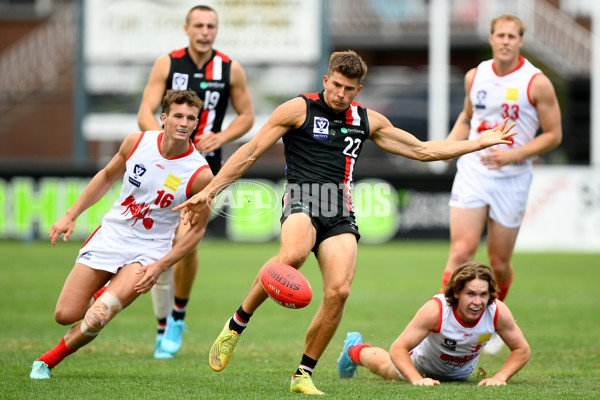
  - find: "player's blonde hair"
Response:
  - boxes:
[490,14,526,36]
[444,262,498,307]
[328,50,368,83]
[186,5,218,26]
[162,90,203,115]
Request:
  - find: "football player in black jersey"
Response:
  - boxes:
[175,50,516,395]
[137,5,254,359]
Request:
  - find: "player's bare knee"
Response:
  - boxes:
[452,240,477,260]
[80,291,122,336]
[278,251,308,268]
[54,308,80,326]
[323,285,351,304]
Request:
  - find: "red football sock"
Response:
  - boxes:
[441,270,452,288]
[497,275,514,302]
[348,344,371,365]
[38,337,77,368]
[93,285,107,300]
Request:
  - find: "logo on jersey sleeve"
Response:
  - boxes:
[128,164,147,187]
[505,88,519,102]
[172,73,189,90]
[163,173,182,192]
[475,90,487,109]
[313,117,330,139]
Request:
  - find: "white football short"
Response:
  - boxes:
[76,226,171,274]
[449,169,532,228]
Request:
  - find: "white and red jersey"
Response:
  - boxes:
[457,56,542,177]
[100,131,209,243]
[410,293,498,381]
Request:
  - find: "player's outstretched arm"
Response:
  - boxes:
[48,134,138,246]
[389,299,441,386]
[478,301,531,386]
[368,109,516,161]
[173,97,305,224]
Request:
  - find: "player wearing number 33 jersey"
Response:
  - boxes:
[457,56,542,178]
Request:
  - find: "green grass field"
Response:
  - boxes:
[1,239,599,399]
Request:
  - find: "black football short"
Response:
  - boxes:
[280,182,360,254]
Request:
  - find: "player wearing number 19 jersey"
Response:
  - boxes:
[167,47,231,174]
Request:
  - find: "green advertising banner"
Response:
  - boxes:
[0,177,451,243]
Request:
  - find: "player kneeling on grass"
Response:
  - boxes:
[29,90,213,379]
[337,262,530,386]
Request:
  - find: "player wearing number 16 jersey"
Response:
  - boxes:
[137,5,254,359]
[441,15,562,355]
[174,50,518,395]
[29,90,213,379]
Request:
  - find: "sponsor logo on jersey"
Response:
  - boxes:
[121,195,154,229]
[441,338,457,351]
[172,73,189,90]
[478,333,492,344]
[505,88,519,102]
[475,89,487,109]
[343,127,365,135]
[313,117,329,139]
[163,173,182,193]
[440,352,478,367]
[193,73,204,78]
[477,120,494,133]
[200,81,226,90]
[128,164,147,187]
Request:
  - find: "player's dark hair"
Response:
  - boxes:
[443,262,498,307]
[162,89,203,116]
[186,5,218,25]
[490,14,526,36]
[328,50,368,83]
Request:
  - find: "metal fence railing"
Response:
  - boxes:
[330,0,591,77]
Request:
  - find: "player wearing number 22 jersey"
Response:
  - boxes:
[174,51,518,395]
[281,91,370,248]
